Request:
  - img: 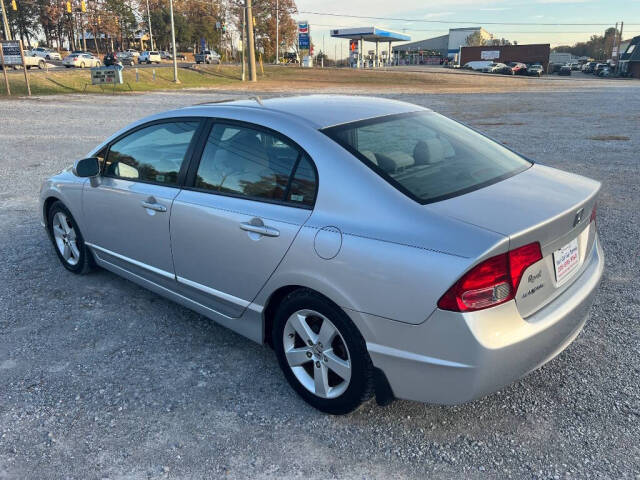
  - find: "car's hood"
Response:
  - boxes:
[425,163,600,249]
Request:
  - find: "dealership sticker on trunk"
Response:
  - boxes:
[553,238,580,285]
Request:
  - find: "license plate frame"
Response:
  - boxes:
[553,238,580,286]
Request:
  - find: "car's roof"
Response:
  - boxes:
[188,95,428,129]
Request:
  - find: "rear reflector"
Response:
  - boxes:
[438,242,542,312]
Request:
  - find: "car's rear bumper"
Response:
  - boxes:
[350,235,603,405]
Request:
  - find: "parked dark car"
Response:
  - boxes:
[527,64,544,77]
[507,62,527,75]
[558,65,572,76]
[548,63,565,74]
[103,52,122,67]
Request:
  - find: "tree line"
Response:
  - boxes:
[1,0,299,60]
[553,28,622,60]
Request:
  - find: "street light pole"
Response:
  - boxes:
[0,0,11,40]
[146,0,154,50]
[168,0,179,82]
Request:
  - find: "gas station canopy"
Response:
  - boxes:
[330,27,410,43]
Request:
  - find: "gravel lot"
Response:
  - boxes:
[1,85,639,479]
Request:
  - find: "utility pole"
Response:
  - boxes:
[274,0,278,64]
[0,0,11,40]
[616,21,624,74]
[168,0,179,82]
[245,0,256,81]
[145,0,154,50]
[81,13,87,51]
[241,7,246,81]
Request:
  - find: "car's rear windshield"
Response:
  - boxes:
[323,111,531,204]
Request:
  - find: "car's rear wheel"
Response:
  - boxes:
[38,60,45,69]
[273,290,373,414]
[80,62,85,68]
[48,202,93,274]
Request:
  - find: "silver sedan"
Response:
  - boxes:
[39,95,604,414]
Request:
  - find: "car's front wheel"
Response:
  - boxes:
[48,201,93,274]
[273,290,374,414]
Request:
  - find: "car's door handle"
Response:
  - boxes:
[240,222,280,237]
[141,201,167,212]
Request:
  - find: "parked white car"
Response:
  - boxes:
[21,50,48,69]
[31,47,62,61]
[463,60,493,71]
[125,49,140,57]
[138,51,161,64]
[62,53,101,68]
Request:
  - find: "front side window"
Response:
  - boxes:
[105,121,199,185]
[323,111,531,204]
[194,123,317,206]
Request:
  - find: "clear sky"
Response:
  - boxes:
[293,0,639,58]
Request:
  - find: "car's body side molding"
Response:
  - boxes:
[90,251,264,343]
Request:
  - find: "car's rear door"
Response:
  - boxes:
[170,120,318,318]
[83,119,203,288]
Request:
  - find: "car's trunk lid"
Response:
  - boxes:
[426,163,600,317]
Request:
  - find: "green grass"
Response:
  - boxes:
[0,64,244,96]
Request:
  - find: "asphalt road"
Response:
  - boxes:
[0,87,639,479]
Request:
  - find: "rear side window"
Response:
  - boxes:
[194,123,317,207]
[105,121,199,185]
[323,111,531,204]
[287,155,316,207]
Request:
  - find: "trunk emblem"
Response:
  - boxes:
[573,208,584,227]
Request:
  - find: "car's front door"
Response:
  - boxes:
[83,119,202,287]
[170,121,318,318]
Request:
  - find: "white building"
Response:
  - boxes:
[393,27,493,60]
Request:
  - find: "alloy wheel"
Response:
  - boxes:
[282,309,351,399]
[52,212,80,266]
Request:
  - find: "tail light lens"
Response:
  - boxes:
[438,242,542,312]
[590,203,597,223]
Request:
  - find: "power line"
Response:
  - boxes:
[297,10,639,27]
[309,23,640,34]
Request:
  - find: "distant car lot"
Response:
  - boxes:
[0,84,638,478]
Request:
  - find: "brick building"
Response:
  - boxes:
[460,44,551,70]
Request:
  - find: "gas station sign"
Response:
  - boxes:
[298,21,312,67]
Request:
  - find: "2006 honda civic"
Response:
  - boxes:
[39,95,604,414]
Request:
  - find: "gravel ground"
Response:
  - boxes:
[0,86,639,479]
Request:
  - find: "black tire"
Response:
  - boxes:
[272,289,374,415]
[47,201,93,274]
[38,60,45,69]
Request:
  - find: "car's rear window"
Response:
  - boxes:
[323,111,531,204]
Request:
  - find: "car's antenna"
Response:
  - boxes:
[250,96,264,106]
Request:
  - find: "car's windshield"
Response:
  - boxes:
[323,111,531,204]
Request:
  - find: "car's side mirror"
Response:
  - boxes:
[72,157,100,177]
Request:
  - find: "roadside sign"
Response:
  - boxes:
[1,40,22,65]
[480,50,500,60]
[91,66,124,85]
[0,39,31,96]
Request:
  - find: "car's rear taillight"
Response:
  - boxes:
[438,242,542,312]
[590,202,597,223]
